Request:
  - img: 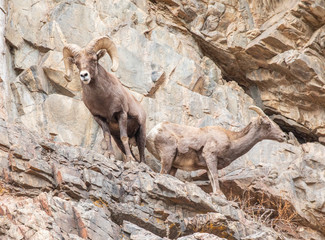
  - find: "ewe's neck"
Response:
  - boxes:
[228,120,262,160]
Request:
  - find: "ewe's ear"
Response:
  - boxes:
[97,49,107,60]
[257,116,263,125]
[262,117,271,124]
[261,116,272,127]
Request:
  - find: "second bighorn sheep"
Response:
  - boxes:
[63,36,146,162]
[146,106,286,195]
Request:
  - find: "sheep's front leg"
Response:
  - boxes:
[202,142,223,196]
[118,112,135,162]
[94,116,115,159]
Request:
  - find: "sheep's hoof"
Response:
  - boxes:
[104,151,115,160]
[124,155,135,163]
[211,190,225,197]
[101,140,108,150]
[210,190,227,199]
[211,193,228,206]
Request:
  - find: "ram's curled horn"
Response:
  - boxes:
[87,36,119,72]
[249,106,267,117]
[63,44,81,82]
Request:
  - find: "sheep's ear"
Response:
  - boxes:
[257,116,262,125]
[68,57,75,64]
[97,49,106,60]
[261,116,271,126]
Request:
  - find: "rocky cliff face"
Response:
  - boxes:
[0,0,325,239]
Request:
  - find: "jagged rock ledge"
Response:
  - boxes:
[0,120,324,240]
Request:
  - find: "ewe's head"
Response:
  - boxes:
[63,36,119,84]
[249,106,287,142]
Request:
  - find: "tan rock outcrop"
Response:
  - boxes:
[2,122,319,239]
[154,0,325,141]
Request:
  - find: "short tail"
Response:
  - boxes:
[129,143,140,162]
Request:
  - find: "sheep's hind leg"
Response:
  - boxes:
[94,116,115,159]
[159,142,177,175]
[169,167,177,176]
[160,154,175,175]
[135,124,146,163]
[118,112,135,162]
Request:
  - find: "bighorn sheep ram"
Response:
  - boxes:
[63,36,146,162]
[146,106,286,195]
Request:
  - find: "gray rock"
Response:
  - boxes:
[0,118,9,148]
[43,94,98,147]
[123,221,165,240]
[177,233,226,240]
[1,0,325,239]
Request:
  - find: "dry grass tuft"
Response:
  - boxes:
[0,181,8,196]
[229,189,300,237]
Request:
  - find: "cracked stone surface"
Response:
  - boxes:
[1,0,325,239]
[0,121,324,239]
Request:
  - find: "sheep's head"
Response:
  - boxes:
[249,106,287,142]
[63,36,119,84]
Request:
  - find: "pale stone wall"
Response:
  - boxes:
[1,0,325,239]
[0,0,5,81]
[0,0,7,119]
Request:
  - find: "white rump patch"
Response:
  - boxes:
[147,122,164,141]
